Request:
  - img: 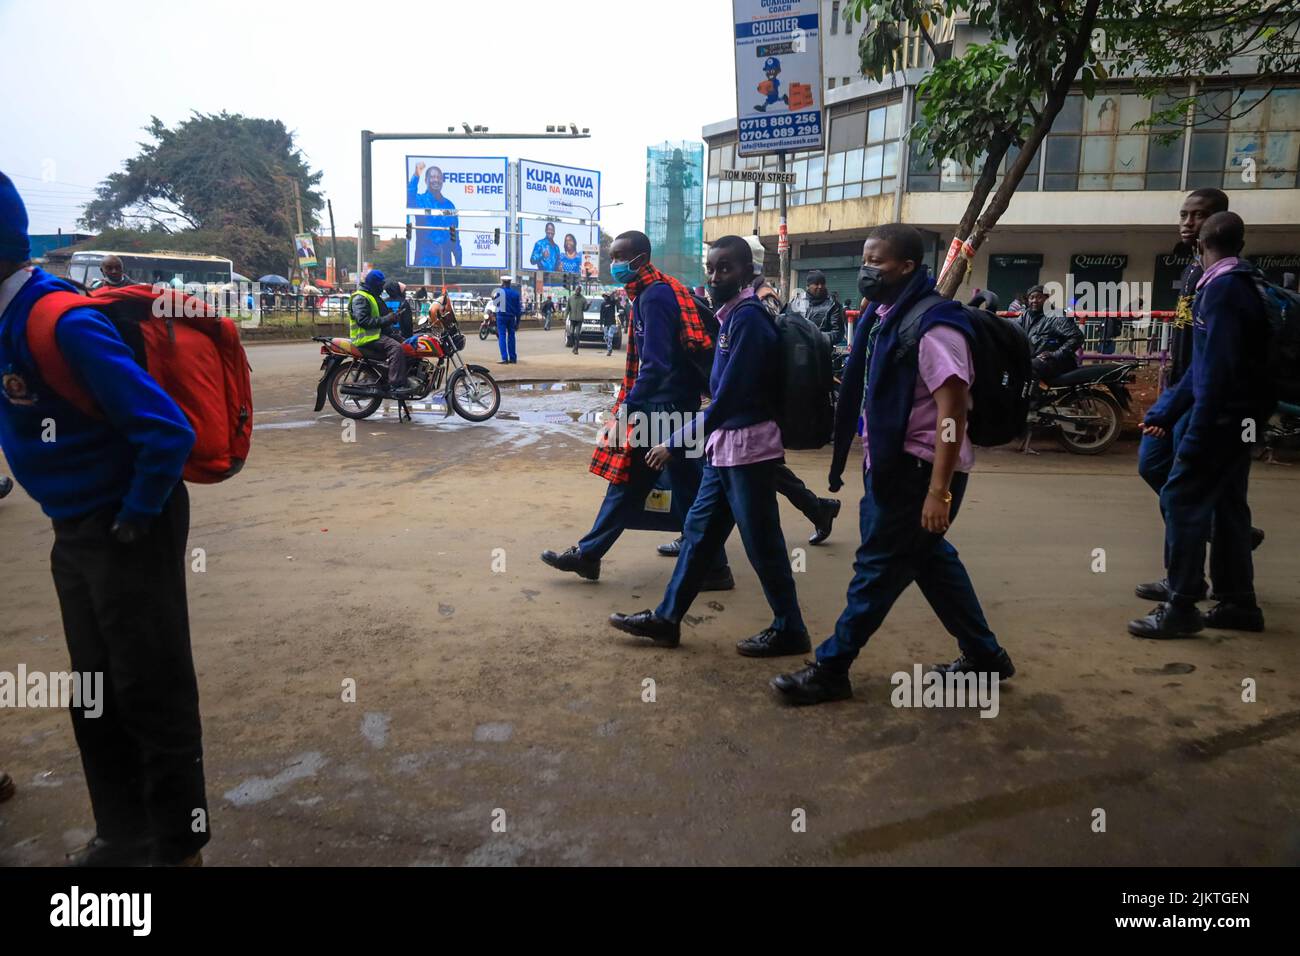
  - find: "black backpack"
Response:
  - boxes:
[774,310,835,450]
[1244,266,1300,406]
[893,293,1034,446]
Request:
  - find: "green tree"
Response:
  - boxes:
[846,1,1300,295]
[80,111,323,278]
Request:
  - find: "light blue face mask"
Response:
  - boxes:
[610,254,644,284]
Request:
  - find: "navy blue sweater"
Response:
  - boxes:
[0,268,194,522]
[829,266,971,485]
[625,282,702,411]
[1149,264,1273,460]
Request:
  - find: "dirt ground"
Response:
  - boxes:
[2,328,1297,866]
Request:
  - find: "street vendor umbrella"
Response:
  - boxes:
[258,274,290,286]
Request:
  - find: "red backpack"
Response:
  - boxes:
[26,285,253,483]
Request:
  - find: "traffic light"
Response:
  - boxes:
[405,221,412,241]
[448,225,458,244]
[493,227,501,245]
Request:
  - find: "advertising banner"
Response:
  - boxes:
[294,233,317,268]
[405,156,508,213]
[519,159,601,219]
[732,0,824,156]
[520,218,598,274]
[407,214,507,270]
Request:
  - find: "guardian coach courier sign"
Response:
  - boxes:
[732,0,824,157]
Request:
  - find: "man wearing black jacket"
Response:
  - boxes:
[1020,285,1083,381]
[800,270,846,345]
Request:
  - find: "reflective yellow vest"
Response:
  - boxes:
[349,289,383,346]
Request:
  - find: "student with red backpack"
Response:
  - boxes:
[0,172,211,866]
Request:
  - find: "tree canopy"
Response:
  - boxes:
[80,111,323,278]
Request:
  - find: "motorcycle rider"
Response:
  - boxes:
[383,279,414,339]
[350,269,411,395]
[798,270,846,346]
[1019,284,1083,382]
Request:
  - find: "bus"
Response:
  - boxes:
[68,250,234,289]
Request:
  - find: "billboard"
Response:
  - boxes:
[405,156,508,212]
[731,0,824,156]
[294,233,317,268]
[519,159,601,219]
[407,214,507,270]
[519,218,598,274]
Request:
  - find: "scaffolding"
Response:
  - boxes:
[645,141,704,288]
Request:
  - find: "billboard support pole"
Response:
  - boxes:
[752,180,761,237]
[360,130,373,268]
[777,151,790,303]
[507,161,519,281]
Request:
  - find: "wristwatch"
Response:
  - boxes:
[928,487,953,504]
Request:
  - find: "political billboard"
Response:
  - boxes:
[294,233,317,268]
[519,218,598,274]
[407,214,507,270]
[518,159,601,219]
[731,0,824,156]
[405,156,508,213]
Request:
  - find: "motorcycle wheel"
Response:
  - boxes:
[448,366,501,422]
[327,360,384,420]
[1055,389,1121,455]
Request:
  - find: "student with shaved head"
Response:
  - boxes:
[1130,211,1274,639]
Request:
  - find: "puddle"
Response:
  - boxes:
[511,381,616,394]
[498,409,603,425]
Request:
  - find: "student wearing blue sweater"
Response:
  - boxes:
[1130,211,1273,638]
[0,173,209,866]
[609,235,809,657]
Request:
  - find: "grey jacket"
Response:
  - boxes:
[1020,309,1083,360]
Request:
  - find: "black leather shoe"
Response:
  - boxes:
[771,661,853,705]
[1251,527,1265,551]
[1204,601,1265,632]
[737,627,812,658]
[930,647,1016,680]
[808,498,841,545]
[1135,578,1207,602]
[0,475,13,499]
[657,536,683,558]
[67,836,152,867]
[700,566,735,591]
[0,771,13,802]
[540,546,600,581]
[609,610,680,647]
[1128,602,1204,639]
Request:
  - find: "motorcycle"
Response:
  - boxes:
[313,312,501,422]
[478,314,497,341]
[1025,361,1138,455]
[1258,400,1300,462]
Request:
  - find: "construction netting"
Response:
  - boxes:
[645,141,704,288]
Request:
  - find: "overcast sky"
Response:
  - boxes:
[1,0,738,241]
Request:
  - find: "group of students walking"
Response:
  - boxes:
[542,186,1277,703]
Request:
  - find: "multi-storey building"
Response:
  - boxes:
[704,3,1300,309]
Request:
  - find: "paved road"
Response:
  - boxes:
[2,333,1297,865]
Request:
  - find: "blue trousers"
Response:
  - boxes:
[1163,443,1255,605]
[497,314,517,361]
[1137,409,1190,570]
[657,460,804,634]
[579,417,727,571]
[815,456,1000,671]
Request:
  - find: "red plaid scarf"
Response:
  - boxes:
[588,265,712,484]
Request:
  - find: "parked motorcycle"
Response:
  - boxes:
[1026,361,1138,454]
[313,314,501,422]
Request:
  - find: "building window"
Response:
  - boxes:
[826,98,902,201]
[831,1,839,35]
[843,76,851,87]
[828,77,836,89]
[1217,86,1300,189]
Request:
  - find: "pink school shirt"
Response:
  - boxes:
[863,322,976,473]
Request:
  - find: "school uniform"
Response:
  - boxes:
[0,264,208,864]
[655,287,804,637]
[1148,257,1273,612]
[813,267,1005,672]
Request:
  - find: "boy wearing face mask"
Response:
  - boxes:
[772,224,1013,704]
[609,235,809,657]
